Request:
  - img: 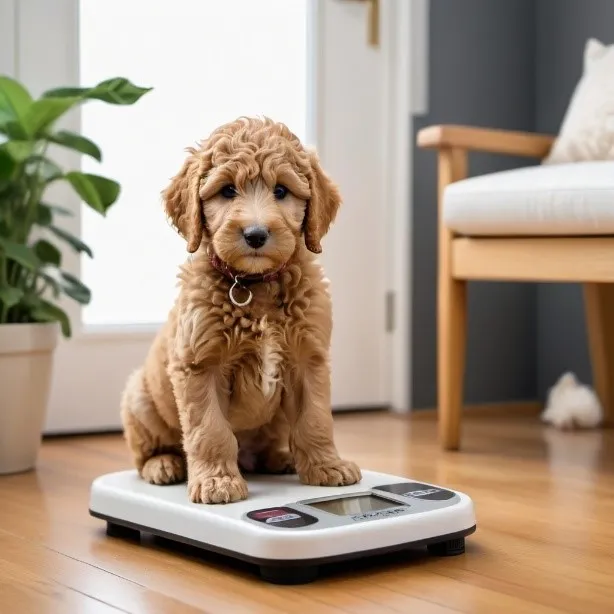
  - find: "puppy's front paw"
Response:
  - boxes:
[141,454,186,485]
[188,474,248,504]
[299,459,361,487]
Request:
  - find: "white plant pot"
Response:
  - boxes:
[0,322,59,474]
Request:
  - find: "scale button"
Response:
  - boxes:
[249,508,288,519]
[246,507,318,528]
[375,482,455,501]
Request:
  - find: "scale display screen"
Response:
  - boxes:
[306,494,402,516]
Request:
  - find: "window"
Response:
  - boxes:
[78,0,308,326]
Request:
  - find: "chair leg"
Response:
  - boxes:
[436,147,468,450]
[438,277,467,450]
[583,283,614,426]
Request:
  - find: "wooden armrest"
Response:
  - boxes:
[417,124,555,159]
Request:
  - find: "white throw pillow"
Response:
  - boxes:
[544,38,614,164]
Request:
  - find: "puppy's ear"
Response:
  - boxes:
[163,154,204,253]
[303,149,342,254]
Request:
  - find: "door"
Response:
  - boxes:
[4,0,414,432]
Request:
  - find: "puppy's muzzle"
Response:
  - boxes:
[243,225,269,249]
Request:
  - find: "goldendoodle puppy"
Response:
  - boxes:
[120,116,361,504]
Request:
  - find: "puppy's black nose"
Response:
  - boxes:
[243,225,269,249]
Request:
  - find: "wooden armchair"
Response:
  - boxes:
[417,124,614,450]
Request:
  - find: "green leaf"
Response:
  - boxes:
[29,298,71,337]
[39,266,90,305]
[0,148,16,182]
[46,224,93,258]
[0,76,32,124]
[21,97,81,137]
[47,130,102,161]
[59,270,91,304]
[36,204,53,226]
[0,120,29,140]
[36,204,74,229]
[38,203,73,223]
[33,239,61,266]
[0,237,39,269]
[0,285,24,308]
[1,140,34,162]
[43,77,152,105]
[64,172,120,214]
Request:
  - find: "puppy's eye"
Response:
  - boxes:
[273,184,289,200]
[220,185,238,199]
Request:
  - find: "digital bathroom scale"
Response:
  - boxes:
[89,470,476,584]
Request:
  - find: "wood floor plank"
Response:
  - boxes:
[293,577,462,614]
[374,568,565,614]
[1,409,613,613]
[0,530,206,614]
[0,557,124,614]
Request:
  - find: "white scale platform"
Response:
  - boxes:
[89,469,477,584]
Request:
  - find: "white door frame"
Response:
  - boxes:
[0,0,425,427]
[382,0,414,414]
[372,0,427,413]
[309,0,425,414]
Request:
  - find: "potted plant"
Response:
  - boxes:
[0,75,151,474]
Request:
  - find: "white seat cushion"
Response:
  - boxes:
[444,160,614,236]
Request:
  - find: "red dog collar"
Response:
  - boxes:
[207,249,286,286]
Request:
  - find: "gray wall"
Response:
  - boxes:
[411,0,538,408]
[534,0,614,398]
[411,0,614,408]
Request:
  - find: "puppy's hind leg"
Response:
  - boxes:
[120,367,186,485]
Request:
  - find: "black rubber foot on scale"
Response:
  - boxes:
[106,521,140,541]
[259,564,319,585]
[427,537,465,557]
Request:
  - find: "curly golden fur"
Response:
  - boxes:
[120,117,361,503]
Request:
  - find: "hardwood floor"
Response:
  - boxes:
[1,406,613,613]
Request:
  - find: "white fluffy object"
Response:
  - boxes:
[544,38,614,164]
[541,372,603,430]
